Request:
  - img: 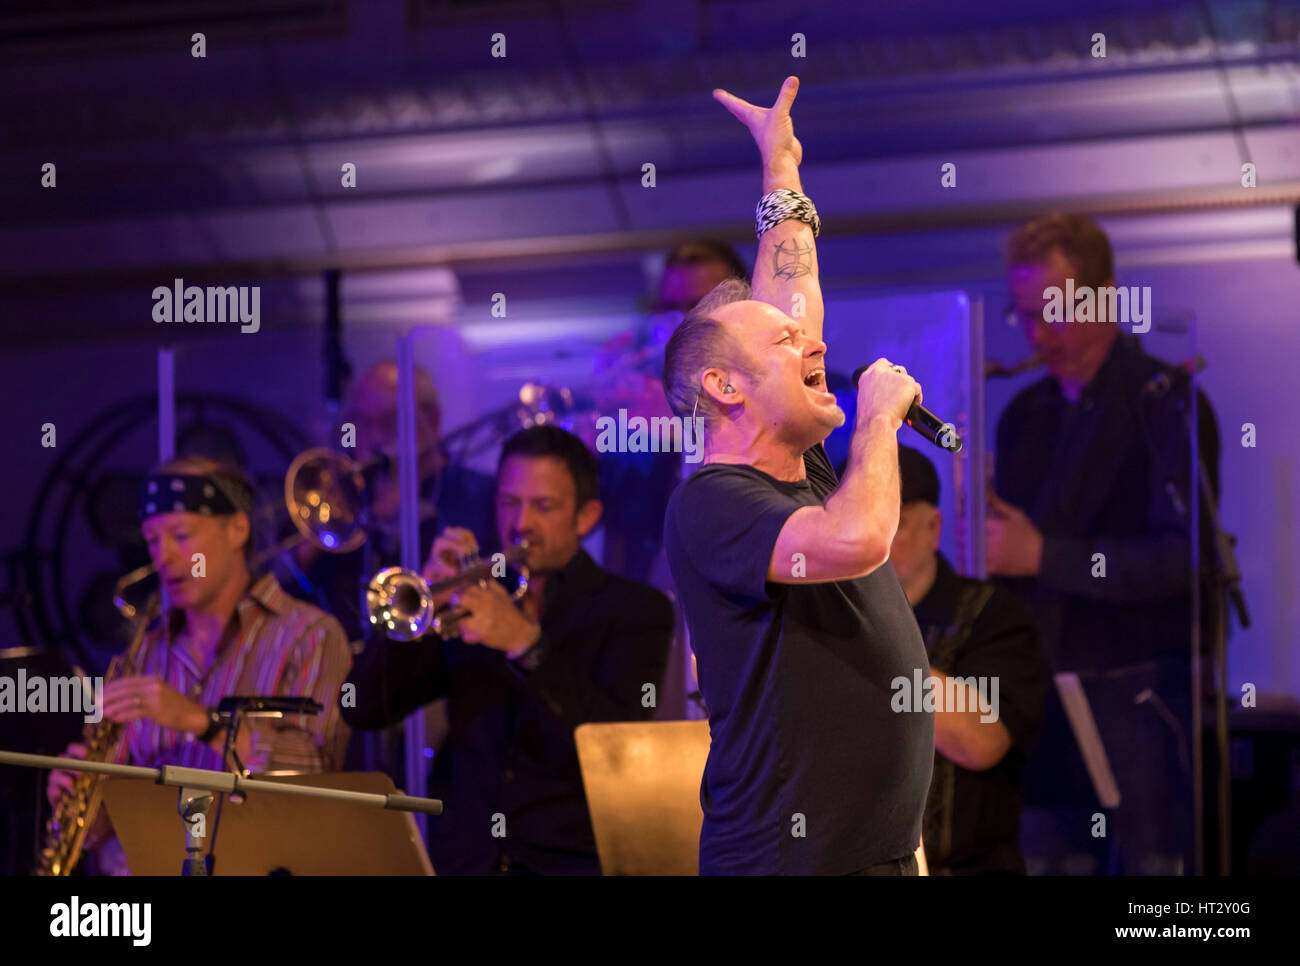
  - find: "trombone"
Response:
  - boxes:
[367,541,530,641]
[112,448,372,618]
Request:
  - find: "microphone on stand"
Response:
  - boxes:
[205,694,327,873]
[850,364,963,454]
[216,696,324,719]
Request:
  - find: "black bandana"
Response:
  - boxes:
[139,473,238,520]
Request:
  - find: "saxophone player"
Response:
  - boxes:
[44,456,352,875]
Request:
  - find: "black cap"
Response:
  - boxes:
[899,445,940,506]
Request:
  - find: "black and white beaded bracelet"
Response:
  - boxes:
[755,188,821,239]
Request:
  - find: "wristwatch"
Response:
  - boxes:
[197,708,224,744]
[508,630,544,672]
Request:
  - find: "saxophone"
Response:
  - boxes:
[34,594,158,875]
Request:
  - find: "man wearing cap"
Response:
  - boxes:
[889,445,1048,875]
[46,455,352,873]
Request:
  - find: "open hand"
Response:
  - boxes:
[713,76,802,184]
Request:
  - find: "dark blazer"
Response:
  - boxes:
[995,334,1220,671]
[341,548,674,874]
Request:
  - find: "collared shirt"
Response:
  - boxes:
[341,548,674,875]
[112,574,352,774]
[995,334,1220,671]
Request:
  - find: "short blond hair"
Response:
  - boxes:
[661,278,760,425]
[1007,212,1114,289]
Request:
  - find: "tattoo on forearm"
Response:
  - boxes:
[772,239,814,280]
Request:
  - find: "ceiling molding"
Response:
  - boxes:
[3,179,1294,296]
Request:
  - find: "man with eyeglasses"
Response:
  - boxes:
[990,212,1221,875]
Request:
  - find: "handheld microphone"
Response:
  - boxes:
[850,364,963,453]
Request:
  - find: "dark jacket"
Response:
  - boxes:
[340,548,674,874]
[995,335,1220,672]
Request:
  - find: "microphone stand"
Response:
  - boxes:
[203,696,327,874]
[1194,448,1249,875]
[356,458,383,774]
[2,749,442,877]
[203,705,249,874]
[1162,368,1246,876]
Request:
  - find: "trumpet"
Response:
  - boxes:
[367,541,530,641]
[112,447,372,618]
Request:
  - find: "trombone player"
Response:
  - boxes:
[44,455,352,875]
[341,426,674,875]
[281,360,495,637]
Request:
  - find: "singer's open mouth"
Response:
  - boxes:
[802,368,827,391]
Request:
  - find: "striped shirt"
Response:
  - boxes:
[113,574,352,774]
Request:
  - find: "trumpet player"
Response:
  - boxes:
[341,426,674,875]
[281,360,495,637]
[45,455,352,874]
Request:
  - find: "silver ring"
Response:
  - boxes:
[891,365,905,374]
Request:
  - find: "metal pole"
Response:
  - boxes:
[0,750,442,814]
[157,347,175,461]
[965,295,987,578]
[395,335,428,840]
[1190,317,1204,877]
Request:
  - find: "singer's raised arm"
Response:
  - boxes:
[713,77,824,343]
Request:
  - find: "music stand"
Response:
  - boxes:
[103,771,433,875]
[575,720,709,876]
[1053,673,1122,809]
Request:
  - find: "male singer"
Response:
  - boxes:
[662,77,933,875]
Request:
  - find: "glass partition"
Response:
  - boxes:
[821,290,983,574]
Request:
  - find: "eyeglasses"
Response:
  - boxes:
[1003,303,1070,329]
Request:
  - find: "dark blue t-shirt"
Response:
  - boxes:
[664,444,933,874]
